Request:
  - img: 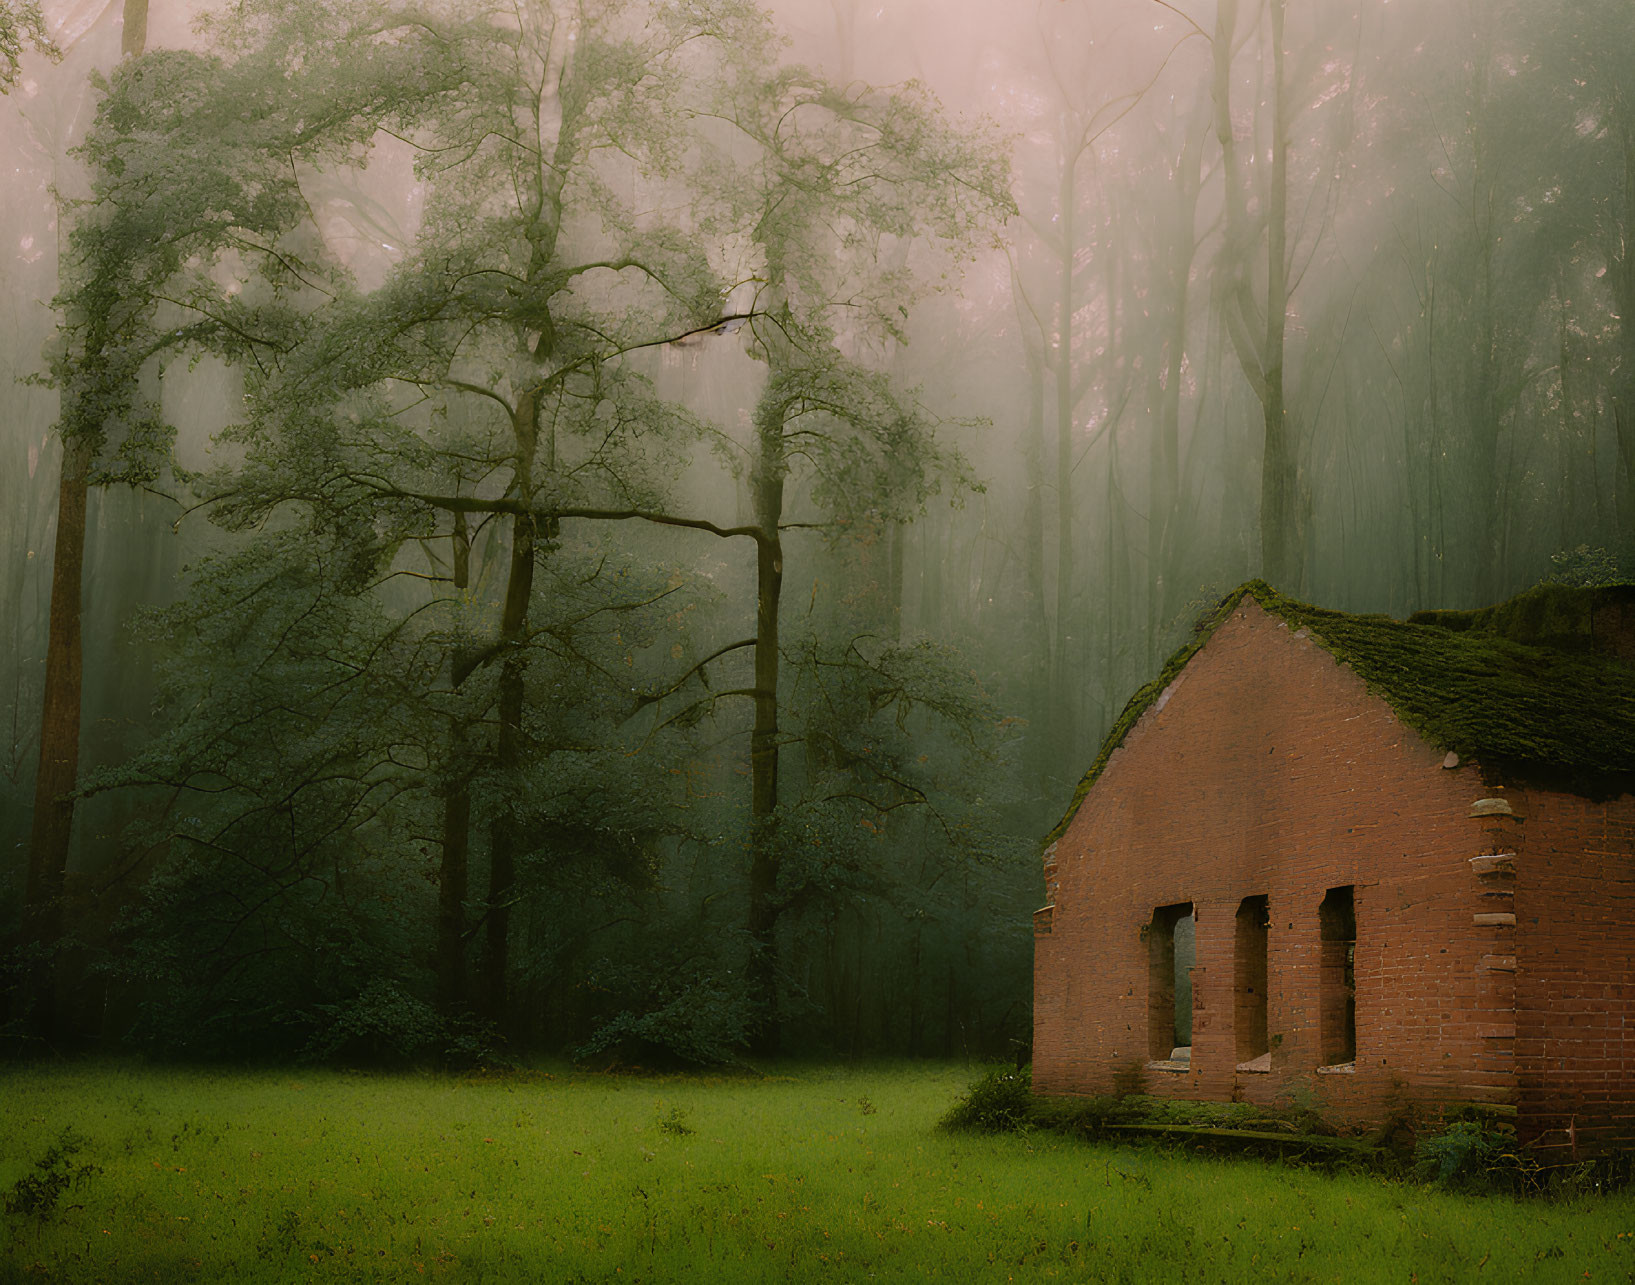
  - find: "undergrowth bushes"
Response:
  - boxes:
[940,1065,1033,1132]
[1412,1120,1531,1193]
[946,1065,1631,1197]
[940,1065,1333,1146]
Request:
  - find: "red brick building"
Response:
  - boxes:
[1033,581,1635,1159]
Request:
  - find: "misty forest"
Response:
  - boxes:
[2,0,1632,1070]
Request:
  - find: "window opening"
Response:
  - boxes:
[1234,895,1270,1066]
[1148,903,1195,1063]
[1318,886,1356,1066]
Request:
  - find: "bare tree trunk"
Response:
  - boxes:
[437,763,471,1012]
[121,0,148,56]
[435,515,473,1016]
[1257,0,1299,589]
[1212,0,1307,591]
[746,391,786,1055]
[470,15,576,1025]
[1148,268,1189,638]
[1146,102,1207,647]
[885,520,903,638]
[1051,156,1078,760]
[478,393,541,1027]
[1467,95,1501,605]
[1020,339,1052,774]
[23,439,90,1036]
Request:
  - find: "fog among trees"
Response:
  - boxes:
[3,0,1630,1064]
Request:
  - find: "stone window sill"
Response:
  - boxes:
[1315,1061,1355,1075]
[1236,1053,1272,1074]
[1147,1046,1192,1073]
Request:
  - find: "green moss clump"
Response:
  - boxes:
[1407,582,1635,652]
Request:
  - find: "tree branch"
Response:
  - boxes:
[555,506,769,544]
[631,637,758,712]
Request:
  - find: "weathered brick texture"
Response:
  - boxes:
[1512,789,1635,1159]
[1034,597,1635,1153]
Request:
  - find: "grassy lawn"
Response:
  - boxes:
[2,1061,1633,1282]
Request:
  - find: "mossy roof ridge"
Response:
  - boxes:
[1044,580,1635,847]
[1406,581,1635,651]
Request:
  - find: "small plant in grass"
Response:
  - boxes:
[1413,1120,1534,1193]
[657,1106,694,1136]
[4,1127,100,1219]
[257,1209,303,1260]
[941,1064,1033,1132]
[857,1095,877,1116]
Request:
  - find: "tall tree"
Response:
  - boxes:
[1206,0,1305,587]
[16,0,467,1037]
[665,49,1011,1049]
[275,13,1012,1046]
[22,0,150,1039]
[205,0,760,1027]
[1002,0,1202,770]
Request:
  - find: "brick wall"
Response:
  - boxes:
[1034,598,1534,1124]
[1514,789,1635,1159]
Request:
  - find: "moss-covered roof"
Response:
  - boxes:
[1045,580,1635,845]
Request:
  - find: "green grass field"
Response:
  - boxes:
[2,1061,1633,1282]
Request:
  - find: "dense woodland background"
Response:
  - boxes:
[1,0,1631,1065]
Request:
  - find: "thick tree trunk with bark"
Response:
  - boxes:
[746,397,786,1055]
[466,30,572,1023]
[437,769,472,1012]
[478,393,541,1026]
[23,438,90,1034]
[1020,339,1052,776]
[435,514,473,1015]
[21,0,150,1039]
